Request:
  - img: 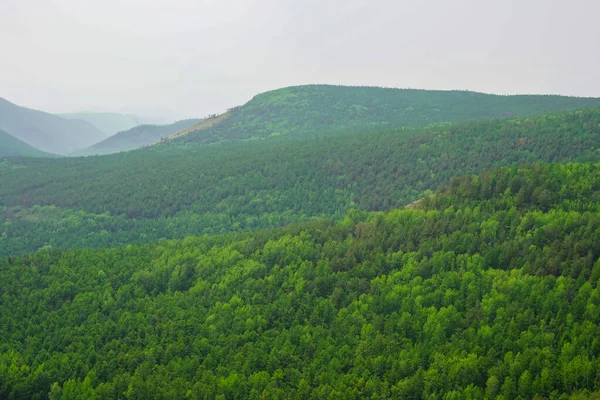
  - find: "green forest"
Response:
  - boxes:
[3,108,600,257]
[3,84,600,399]
[2,163,600,398]
[4,0,600,394]
[173,85,600,144]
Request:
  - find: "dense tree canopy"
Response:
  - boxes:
[1,163,600,398]
[3,86,600,399]
[174,85,600,144]
[2,108,600,256]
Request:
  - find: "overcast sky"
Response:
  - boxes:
[1,0,599,119]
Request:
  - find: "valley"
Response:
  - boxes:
[5,2,600,397]
[2,86,600,399]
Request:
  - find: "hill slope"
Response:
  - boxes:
[3,108,600,256]
[2,162,600,398]
[166,111,232,141]
[172,85,600,145]
[0,129,53,158]
[0,98,106,155]
[73,119,201,156]
[59,112,141,136]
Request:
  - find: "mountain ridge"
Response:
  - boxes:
[58,112,141,136]
[0,129,54,158]
[4,107,600,256]
[168,84,600,146]
[72,118,202,156]
[0,97,106,155]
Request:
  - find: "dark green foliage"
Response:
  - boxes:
[3,108,600,256]
[0,129,53,157]
[0,98,106,155]
[2,163,600,398]
[73,119,201,156]
[175,84,600,144]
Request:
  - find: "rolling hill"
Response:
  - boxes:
[0,129,53,158]
[2,162,600,398]
[73,119,201,156]
[3,107,600,256]
[59,112,141,136]
[169,85,600,145]
[166,112,232,141]
[3,85,600,398]
[0,98,106,155]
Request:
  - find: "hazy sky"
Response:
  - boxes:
[1,0,599,119]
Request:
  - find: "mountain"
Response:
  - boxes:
[170,85,600,145]
[114,106,180,125]
[2,162,600,398]
[3,85,600,398]
[0,129,53,158]
[0,98,106,155]
[3,107,600,256]
[72,119,201,156]
[166,112,232,140]
[59,112,141,136]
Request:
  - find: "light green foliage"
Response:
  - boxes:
[2,163,600,398]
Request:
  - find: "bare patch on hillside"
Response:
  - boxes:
[162,111,232,142]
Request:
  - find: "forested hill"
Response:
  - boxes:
[0,98,106,155]
[3,108,600,256]
[2,162,600,398]
[0,129,53,158]
[171,85,600,145]
[72,119,201,156]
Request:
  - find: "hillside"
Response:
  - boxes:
[73,119,201,156]
[0,129,53,158]
[3,108,600,256]
[165,111,232,141]
[170,85,600,145]
[2,162,600,398]
[0,98,106,155]
[59,112,141,136]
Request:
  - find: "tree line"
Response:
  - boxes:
[2,108,600,257]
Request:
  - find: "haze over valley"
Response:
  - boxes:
[2,1,600,398]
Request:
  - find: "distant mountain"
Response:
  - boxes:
[114,106,180,125]
[0,98,106,155]
[134,115,178,126]
[173,85,600,145]
[73,119,201,156]
[59,112,141,137]
[0,129,53,158]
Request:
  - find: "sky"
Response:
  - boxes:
[1,0,599,119]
